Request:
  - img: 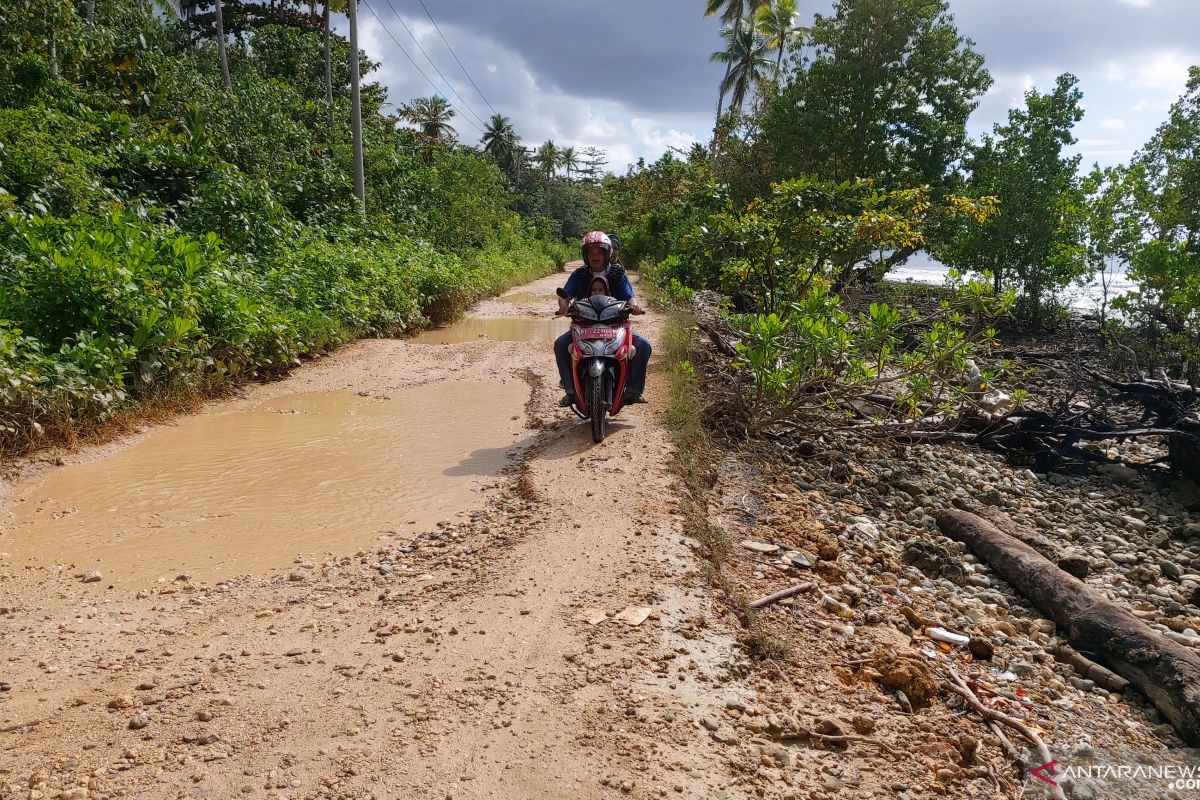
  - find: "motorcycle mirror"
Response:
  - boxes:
[555,288,569,299]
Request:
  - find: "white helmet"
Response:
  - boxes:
[580,230,612,263]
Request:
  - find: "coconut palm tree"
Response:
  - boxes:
[705,0,768,121]
[710,18,771,114]
[756,0,809,81]
[559,146,581,182]
[704,0,766,25]
[481,114,521,182]
[400,96,457,145]
[534,140,559,185]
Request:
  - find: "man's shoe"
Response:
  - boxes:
[622,393,647,405]
[558,393,577,407]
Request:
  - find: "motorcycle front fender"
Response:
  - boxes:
[587,359,605,379]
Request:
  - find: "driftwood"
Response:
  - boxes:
[1052,643,1129,693]
[748,582,815,609]
[937,508,1200,745]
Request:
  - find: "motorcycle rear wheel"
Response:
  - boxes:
[589,374,606,443]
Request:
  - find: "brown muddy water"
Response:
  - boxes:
[410,317,565,345]
[0,381,527,585]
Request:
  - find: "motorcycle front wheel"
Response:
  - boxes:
[588,373,606,443]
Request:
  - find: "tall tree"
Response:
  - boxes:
[400,96,457,145]
[938,74,1087,321]
[481,114,520,182]
[579,146,609,182]
[347,0,364,204]
[1083,164,1138,324]
[323,0,348,117]
[705,0,768,122]
[762,0,991,191]
[756,0,809,81]
[214,0,231,92]
[1121,67,1200,337]
[559,146,580,182]
[710,19,772,114]
[535,140,559,185]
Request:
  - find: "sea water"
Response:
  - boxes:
[887,251,1137,314]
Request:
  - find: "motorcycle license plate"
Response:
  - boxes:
[579,327,617,340]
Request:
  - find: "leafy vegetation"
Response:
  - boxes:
[600,0,1199,438]
[934,73,1089,322]
[0,0,580,455]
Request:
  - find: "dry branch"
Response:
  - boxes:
[748,582,815,609]
[937,508,1200,745]
[942,668,1066,800]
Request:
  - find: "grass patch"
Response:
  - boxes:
[657,309,790,660]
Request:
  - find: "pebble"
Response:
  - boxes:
[82,571,102,583]
[128,714,149,730]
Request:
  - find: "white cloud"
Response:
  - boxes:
[630,119,700,155]
[1132,97,1173,113]
[1100,116,1128,130]
[1106,51,1192,89]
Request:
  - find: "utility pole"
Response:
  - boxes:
[347,0,365,207]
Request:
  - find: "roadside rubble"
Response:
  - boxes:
[696,427,1200,798]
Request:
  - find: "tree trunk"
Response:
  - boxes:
[86,0,96,25]
[47,0,58,76]
[1171,434,1200,484]
[936,509,1200,746]
[347,0,365,207]
[322,0,333,125]
[214,0,232,93]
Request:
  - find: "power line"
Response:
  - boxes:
[414,0,499,118]
[358,0,483,136]
[376,0,490,132]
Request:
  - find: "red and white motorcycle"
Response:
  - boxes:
[556,288,636,443]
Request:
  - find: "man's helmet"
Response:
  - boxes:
[608,233,622,254]
[581,230,612,264]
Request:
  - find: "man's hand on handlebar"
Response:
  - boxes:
[629,301,646,315]
[556,298,570,316]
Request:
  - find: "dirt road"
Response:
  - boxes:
[0,271,756,799]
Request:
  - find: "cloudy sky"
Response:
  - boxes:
[347,0,1200,173]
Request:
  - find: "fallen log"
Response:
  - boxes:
[936,508,1200,745]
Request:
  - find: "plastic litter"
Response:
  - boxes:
[927,626,970,646]
[821,593,855,619]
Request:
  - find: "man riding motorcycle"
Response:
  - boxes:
[555,231,651,407]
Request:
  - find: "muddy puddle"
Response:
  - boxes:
[0,381,527,585]
[411,317,565,345]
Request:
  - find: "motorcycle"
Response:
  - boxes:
[556,287,636,443]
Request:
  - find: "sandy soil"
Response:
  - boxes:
[0,271,756,799]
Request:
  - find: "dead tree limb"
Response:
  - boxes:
[943,668,1067,800]
[937,508,1200,745]
[748,582,815,609]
